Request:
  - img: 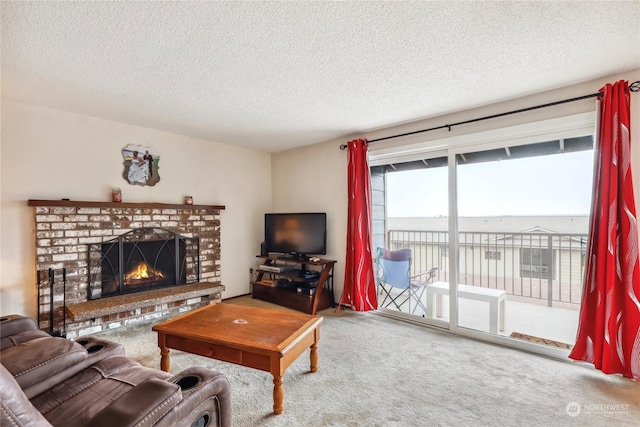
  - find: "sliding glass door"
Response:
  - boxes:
[454,138,593,345]
[370,111,596,355]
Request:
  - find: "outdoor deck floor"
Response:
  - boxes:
[380,289,579,346]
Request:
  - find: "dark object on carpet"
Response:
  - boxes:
[510,332,574,350]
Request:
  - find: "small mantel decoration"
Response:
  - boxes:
[122,144,160,186]
[111,188,122,202]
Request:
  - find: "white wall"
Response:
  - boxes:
[0,100,272,318]
[270,143,348,303]
[272,70,640,302]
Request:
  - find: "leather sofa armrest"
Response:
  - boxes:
[1,329,51,351]
[0,363,52,427]
[89,377,182,427]
[1,336,87,392]
[153,367,233,427]
[0,315,39,338]
[1,315,50,352]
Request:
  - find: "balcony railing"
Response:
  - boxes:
[386,230,588,308]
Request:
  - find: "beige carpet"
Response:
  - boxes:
[95,297,640,426]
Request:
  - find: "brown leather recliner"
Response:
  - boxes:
[0,315,232,427]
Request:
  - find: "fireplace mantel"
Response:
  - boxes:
[28,199,225,210]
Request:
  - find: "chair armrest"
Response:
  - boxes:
[410,268,439,284]
[411,267,438,279]
[89,377,182,427]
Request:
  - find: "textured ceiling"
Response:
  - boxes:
[2,1,639,153]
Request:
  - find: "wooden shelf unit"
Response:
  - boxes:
[252,255,336,315]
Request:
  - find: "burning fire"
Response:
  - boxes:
[124,262,164,284]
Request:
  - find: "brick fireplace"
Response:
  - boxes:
[28,199,225,339]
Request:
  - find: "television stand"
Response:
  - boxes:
[252,255,336,315]
[280,253,310,261]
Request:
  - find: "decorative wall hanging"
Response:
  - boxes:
[122,144,160,186]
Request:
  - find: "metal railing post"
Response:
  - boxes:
[547,235,553,307]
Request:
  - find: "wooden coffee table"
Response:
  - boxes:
[152,303,323,415]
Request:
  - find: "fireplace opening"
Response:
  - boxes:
[100,239,187,297]
[88,228,200,300]
[125,261,167,287]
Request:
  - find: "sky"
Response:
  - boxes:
[386,150,594,217]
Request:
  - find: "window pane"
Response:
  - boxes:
[458,150,593,216]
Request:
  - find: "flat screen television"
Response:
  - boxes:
[264,213,327,259]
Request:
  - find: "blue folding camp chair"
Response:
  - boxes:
[375,247,438,315]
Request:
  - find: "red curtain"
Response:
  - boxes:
[339,139,378,311]
[569,80,640,380]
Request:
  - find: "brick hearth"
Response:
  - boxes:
[28,199,225,339]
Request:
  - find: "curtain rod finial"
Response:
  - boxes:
[340,144,348,150]
[630,81,640,92]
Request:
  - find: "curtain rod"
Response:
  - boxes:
[339,80,640,150]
